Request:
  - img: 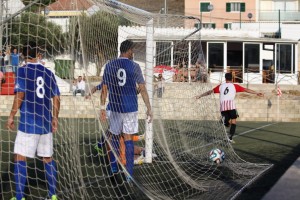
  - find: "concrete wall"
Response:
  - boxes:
[1,83,299,122]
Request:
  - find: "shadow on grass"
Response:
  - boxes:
[235,144,300,200]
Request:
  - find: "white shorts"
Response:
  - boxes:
[14,131,53,158]
[109,111,138,135]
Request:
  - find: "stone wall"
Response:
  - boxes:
[1,83,299,122]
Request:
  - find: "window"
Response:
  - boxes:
[274,1,297,11]
[200,2,211,12]
[276,44,293,74]
[208,43,224,72]
[226,2,246,12]
[202,23,216,29]
[245,44,260,73]
[224,23,232,29]
[156,42,171,66]
[194,23,201,29]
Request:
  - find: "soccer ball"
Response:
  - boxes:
[209,148,225,164]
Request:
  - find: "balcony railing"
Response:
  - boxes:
[259,10,300,21]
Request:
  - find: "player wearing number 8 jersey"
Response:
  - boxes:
[195,73,263,143]
[7,43,60,200]
[100,40,152,183]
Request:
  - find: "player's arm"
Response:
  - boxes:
[86,86,97,99]
[139,83,153,122]
[195,85,219,99]
[52,95,60,133]
[7,92,24,130]
[195,90,214,99]
[100,84,107,121]
[244,88,264,97]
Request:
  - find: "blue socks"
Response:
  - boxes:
[14,161,27,200]
[109,135,120,173]
[125,140,134,176]
[45,160,57,197]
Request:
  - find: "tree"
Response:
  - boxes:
[21,0,55,13]
[10,12,66,56]
[75,11,132,76]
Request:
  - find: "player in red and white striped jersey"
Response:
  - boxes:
[195,73,264,143]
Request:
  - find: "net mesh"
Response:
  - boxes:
[3,0,298,200]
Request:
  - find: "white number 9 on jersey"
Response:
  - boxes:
[36,76,45,98]
[117,68,126,86]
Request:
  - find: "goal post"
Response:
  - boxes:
[145,18,154,164]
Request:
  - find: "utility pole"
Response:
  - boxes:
[5,0,8,47]
[0,0,3,50]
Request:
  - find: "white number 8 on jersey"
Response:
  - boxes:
[36,76,45,98]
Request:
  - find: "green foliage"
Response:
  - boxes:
[21,0,55,13]
[75,11,132,75]
[10,12,65,56]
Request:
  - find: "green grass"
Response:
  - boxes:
[233,122,300,200]
[1,117,299,199]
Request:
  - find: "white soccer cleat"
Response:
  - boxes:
[138,134,145,141]
[134,155,144,165]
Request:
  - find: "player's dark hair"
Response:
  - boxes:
[22,41,37,59]
[120,40,134,53]
[225,73,233,81]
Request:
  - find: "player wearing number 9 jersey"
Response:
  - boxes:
[7,43,60,200]
[100,40,152,182]
[195,73,263,143]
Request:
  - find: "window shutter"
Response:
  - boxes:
[226,3,231,12]
[194,23,201,29]
[240,3,246,12]
[201,3,210,12]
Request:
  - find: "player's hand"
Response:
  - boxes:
[195,95,201,99]
[85,94,91,99]
[100,109,106,122]
[146,109,153,123]
[257,93,264,97]
[6,117,15,131]
[52,118,58,133]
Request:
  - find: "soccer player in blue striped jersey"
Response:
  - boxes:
[7,43,60,200]
[100,40,152,182]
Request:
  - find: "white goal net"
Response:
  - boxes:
[0,0,274,200]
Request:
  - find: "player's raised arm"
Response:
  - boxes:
[7,92,25,131]
[139,83,153,123]
[195,90,214,99]
[244,88,264,97]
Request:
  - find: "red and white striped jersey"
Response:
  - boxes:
[213,83,245,111]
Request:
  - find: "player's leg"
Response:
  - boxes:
[13,131,39,200]
[228,109,238,142]
[122,112,138,179]
[42,157,57,200]
[13,154,27,200]
[123,134,134,177]
[119,136,126,165]
[95,130,110,156]
[37,133,57,199]
[108,111,122,173]
[221,111,230,127]
[134,146,144,155]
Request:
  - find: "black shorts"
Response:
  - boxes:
[221,109,238,127]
